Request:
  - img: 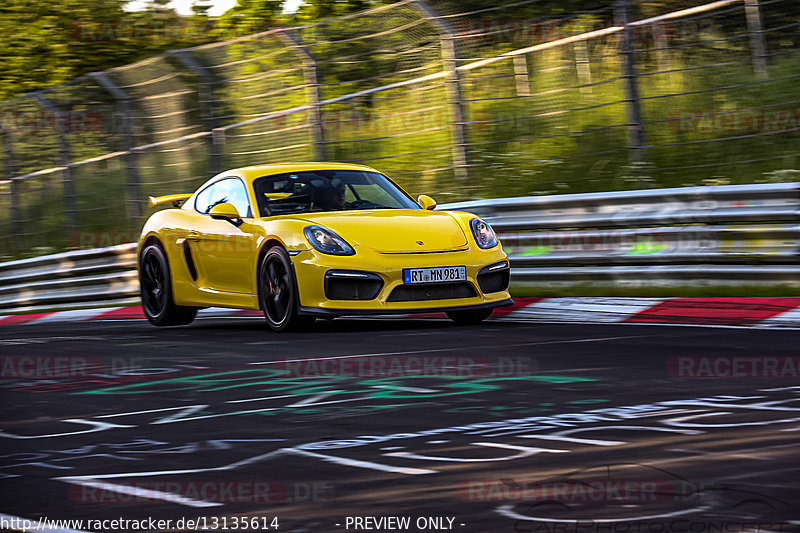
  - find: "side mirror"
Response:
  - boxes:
[209,202,243,226]
[417,195,437,210]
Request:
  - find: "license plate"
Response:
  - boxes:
[403,266,466,284]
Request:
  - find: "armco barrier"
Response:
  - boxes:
[442,182,800,282]
[0,243,138,312]
[0,183,798,313]
[441,182,800,229]
[497,225,799,264]
[511,265,800,286]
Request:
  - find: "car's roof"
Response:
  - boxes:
[216,162,379,184]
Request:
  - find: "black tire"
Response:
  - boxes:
[259,246,315,332]
[139,242,197,327]
[446,308,493,326]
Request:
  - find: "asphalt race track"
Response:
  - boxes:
[1,317,799,532]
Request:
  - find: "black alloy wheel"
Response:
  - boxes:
[139,242,197,326]
[259,246,315,332]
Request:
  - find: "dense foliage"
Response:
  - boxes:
[1,0,730,100]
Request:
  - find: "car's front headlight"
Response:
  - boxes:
[470,218,498,249]
[304,225,355,256]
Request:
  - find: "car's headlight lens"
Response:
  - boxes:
[470,218,498,249]
[304,225,355,256]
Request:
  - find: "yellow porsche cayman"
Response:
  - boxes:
[137,163,512,331]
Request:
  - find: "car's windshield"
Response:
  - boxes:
[253,170,419,216]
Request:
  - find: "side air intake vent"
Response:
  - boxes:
[183,240,198,280]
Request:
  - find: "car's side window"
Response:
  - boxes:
[194,183,215,214]
[194,178,252,218]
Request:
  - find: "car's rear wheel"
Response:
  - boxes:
[259,247,315,332]
[140,242,197,327]
[446,308,493,326]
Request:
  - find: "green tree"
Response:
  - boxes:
[295,0,370,20]
[0,0,217,101]
[215,0,285,38]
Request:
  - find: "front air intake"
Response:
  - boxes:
[325,271,383,300]
[477,262,510,293]
[387,282,476,302]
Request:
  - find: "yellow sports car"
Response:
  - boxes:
[138,163,512,331]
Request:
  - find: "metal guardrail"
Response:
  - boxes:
[493,225,800,265]
[511,265,800,286]
[447,182,800,285]
[0,243,138,312]
[0,182,797,313]
[441,182,800,229]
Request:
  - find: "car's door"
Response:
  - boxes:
[188,177,258,295]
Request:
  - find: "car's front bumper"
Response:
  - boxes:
[290,246,512,316]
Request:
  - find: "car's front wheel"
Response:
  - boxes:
[140,242,197,327]
[259,246,315,332]
[446,308,493,326]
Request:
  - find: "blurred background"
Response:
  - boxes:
[2,7,798,529]
[0,0,798,259]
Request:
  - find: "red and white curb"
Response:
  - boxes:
[500,297,800,327]
[2,297,799,327]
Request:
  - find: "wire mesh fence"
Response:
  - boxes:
[0,0,797,258]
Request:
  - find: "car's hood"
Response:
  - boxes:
[297,209,468,252]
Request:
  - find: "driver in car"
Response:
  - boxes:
[313,178,347,211]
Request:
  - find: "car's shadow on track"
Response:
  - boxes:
[180,316,520,335]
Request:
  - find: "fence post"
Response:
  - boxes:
[9,178,22,247]
[276,31,326,162]
[615,0,647,165]
[654,22,671,79]
[0,124,16,181]
[411,0,470,182]
[0,122,22,244]
[88,72,143,219]
[28,92,79,238]
[169,49,222,174]
[574,41,593,94]
[744,0,768,79]
[211,127,228,171]
[513,55,531,97]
